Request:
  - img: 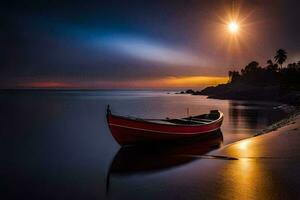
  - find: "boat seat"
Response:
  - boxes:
[170,119,206,125]
[147,120,176,125]
[191,118,214,122]
[188,119,208,124]
[179,119,205,123]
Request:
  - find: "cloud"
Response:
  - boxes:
[99,35,206,67]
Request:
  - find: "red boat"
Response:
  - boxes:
[106,105,224,146]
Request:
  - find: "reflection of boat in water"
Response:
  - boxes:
[110,130,223,175]
[106,105,224,146]
[106,130,223,194]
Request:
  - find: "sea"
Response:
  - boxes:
[0,90,291,199]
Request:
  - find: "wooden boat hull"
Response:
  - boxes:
[106,108,224,146]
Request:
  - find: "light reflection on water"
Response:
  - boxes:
[0,90,291,199]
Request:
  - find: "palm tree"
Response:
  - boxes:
[266,59,278,71]
[267,59,273,66]
[274,49,287,69]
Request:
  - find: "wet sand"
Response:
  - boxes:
[204,112,300,199]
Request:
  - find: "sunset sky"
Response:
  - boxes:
[1,0,300,89]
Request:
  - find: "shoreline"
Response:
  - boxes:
[254,108,300,136]
[213,106,300,155]
[204,106,300,199]
[209,106,300,152]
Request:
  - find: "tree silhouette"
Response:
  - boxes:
[228,70,240,83]
[267,59,273,66]
[241,61,260,75]
[223,49,300,90]
[274,49,287,68]
[266,59,278,71]
[287,63,297,69]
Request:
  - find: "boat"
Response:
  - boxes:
[106,105,224,146]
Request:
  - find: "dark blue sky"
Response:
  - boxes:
[1,0,300,88]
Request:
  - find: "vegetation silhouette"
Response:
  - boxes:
[227,49,299,90]
[183,49,300,104]
[274,49,287,69]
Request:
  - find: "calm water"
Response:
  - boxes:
[0,90,290,199]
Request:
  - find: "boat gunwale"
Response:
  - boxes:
[108,123,222,135]
[108,111,224,127]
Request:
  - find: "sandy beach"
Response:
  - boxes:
[202,110,300,199]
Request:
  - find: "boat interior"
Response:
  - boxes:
[147,110,221,125]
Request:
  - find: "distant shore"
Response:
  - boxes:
[176,49,300,106]
[177,84,300,105]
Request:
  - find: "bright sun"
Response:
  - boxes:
[228,21,239,33]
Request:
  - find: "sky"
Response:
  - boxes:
[1,0,300,89]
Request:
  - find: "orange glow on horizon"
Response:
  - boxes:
[19,81,74,88]
[17,76,229,89]
[159,76,229,88]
